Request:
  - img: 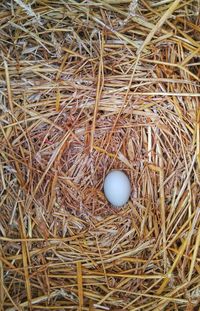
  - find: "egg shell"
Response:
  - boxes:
[103,170,131,207]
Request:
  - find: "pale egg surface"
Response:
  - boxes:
[103,170,131,207]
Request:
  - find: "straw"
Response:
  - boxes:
[0,0,200,310]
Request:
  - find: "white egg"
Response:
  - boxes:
[103,170,131,207]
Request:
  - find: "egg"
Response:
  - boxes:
[103,170,131,207]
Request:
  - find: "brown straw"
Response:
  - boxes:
[0,0,199,310]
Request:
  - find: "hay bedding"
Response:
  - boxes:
[0,0,200,310]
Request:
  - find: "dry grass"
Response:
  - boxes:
[0,0,200,310]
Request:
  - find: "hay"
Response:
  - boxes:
[0,0,199,310]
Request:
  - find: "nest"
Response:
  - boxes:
[0,0,200,310]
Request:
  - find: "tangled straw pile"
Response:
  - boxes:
[0,0,200,310]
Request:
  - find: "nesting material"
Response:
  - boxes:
[0,0,200,310]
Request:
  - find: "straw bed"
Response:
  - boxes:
[0,0,200,310]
